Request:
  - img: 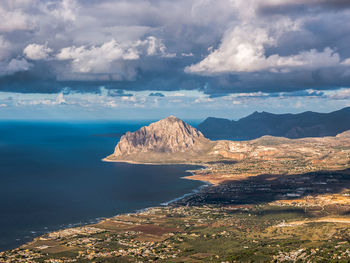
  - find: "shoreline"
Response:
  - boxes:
[161,170,212,206]
[2,163,211,253]
[102,157,207,167]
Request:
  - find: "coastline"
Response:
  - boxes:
[4,161,350,261]
[3,163,211,253]
[102,157,206,166]
[161,169,212,206]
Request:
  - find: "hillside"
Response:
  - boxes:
[197,107,350,140]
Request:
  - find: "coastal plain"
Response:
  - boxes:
[2,197,350,262]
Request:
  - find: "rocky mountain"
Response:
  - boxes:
[105,115,350,179]
[197,107,350,140]
[105,116,212,163]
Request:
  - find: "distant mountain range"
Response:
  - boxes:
[197,107,350,140]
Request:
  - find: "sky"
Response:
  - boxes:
[1,0,350,121]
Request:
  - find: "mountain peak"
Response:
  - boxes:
[158,115,181,123]
[165,115,178,120]
[110,116,210,158]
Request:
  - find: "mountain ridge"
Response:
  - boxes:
[197,107,350,140]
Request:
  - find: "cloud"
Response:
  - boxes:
[323,88,350,100]
[56,39,139,74]
[149,92,165,97]
[1,0,350,96]
[169,92,185,97]
[0,5,33,32]
[47,0,78,22]
[56,93,66,104]
[186,24,342,74]
[23,44,53,60]
[6,58,32,74]
[180,0,350,95]
[121,95,136,102]
[342,58,350,66]
[55,37,172,79]
[259,0,350,15]
[108,89,134,97]
[11,92,67,106]
[194,96,213,103]
[181,52,194,57]
[0,36,11,60]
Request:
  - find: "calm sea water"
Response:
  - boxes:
[0,121,204,251]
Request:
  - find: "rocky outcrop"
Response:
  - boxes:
[110,116,210,160]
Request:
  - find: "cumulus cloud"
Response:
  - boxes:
[55,37,171,78]
[56,40,139,74]
[186,23,342,74]
[23,44,53,60]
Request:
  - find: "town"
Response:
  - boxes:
[1,176,350,262]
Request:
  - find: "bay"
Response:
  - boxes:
[0,121,203,251]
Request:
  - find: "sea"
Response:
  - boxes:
[0,121,204,251]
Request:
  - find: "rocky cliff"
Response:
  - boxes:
[105,116,212,163]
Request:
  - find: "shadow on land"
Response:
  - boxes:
[172,168,350,215]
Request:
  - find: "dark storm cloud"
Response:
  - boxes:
[1,0,350,96]
[204,68,350,95]
[322,0,350,9]
[258,0,350,16]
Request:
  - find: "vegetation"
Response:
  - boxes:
[1,202,350,262]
